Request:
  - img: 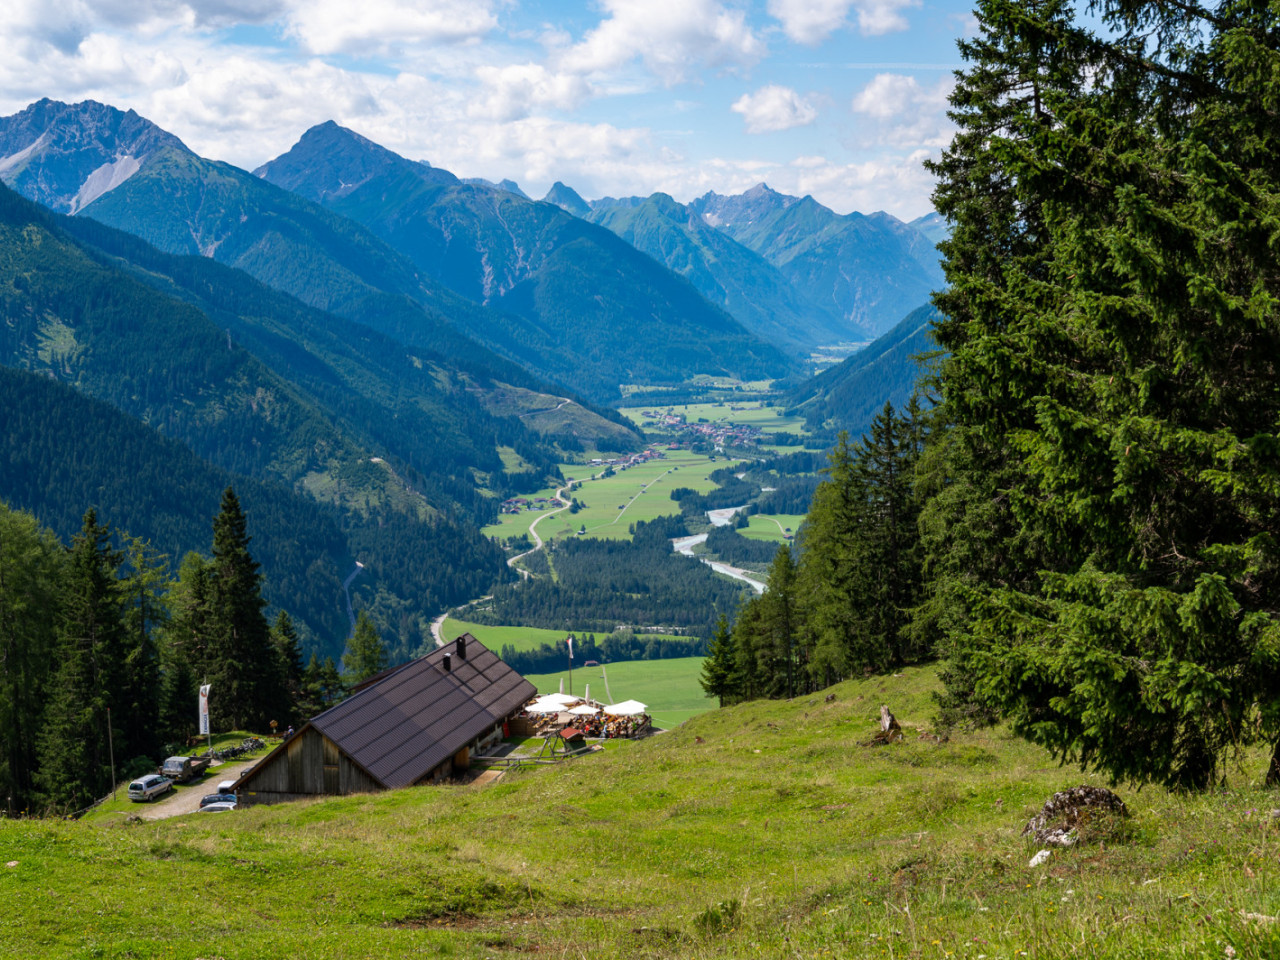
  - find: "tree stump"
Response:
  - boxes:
[864,705,904,745]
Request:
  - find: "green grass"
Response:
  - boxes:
[523,657,715,729]
[620,401,809,435]
[481,449,735,543]
[738,513,805,542]
[6,667,1279,959]
[442,619,691,654]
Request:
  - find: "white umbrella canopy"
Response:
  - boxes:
[605,700,647,716]
[568,704,599,716]
[541,693,581,707]
[525,700,562,714]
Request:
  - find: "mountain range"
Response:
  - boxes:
[542,181,945,346]
[254,121,790,400]
[0,96,947,657]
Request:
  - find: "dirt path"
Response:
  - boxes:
[133,758,259,820]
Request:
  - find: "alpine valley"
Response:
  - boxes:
[0,97,944,665]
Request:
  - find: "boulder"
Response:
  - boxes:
[1022,785,1128,846]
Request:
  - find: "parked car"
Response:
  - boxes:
[127,774,173,802]
[197,800,237,813]
[215,779,237,794]
[199,793,237,808]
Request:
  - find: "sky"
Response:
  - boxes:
[0,0,980,220]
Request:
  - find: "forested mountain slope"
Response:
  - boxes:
[257,122,793,399]
[0,101,643,416]
[787,304,940,434]
[582,192,849,351]
[690,183,944,339]
[0,183,515,658]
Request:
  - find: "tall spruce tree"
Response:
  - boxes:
[271,611,306,725]
[700,614,738,707]
[343,610,389,684]
[0,504,64,812]
[927,0,1280,787]
[207,488,276,731]
[797,403,926,680]
[38,510,126,809]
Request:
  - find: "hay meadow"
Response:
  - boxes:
[4,666,1278,959]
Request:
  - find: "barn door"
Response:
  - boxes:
[322,735,340,794]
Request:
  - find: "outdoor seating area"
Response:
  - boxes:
[517,688,652,740]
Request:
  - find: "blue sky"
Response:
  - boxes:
[0,0,980,219]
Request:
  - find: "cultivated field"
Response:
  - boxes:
[481,448,733,543]
[524,656,713,729]
[738,513,805,543]
[8,666,1278,959]
[619,400,810,435]
[442,618,691,655]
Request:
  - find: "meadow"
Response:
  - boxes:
[523,656,714,728]
[441,619,691,656]
[738,513,805,543]
[619,400,810,435]
[6,666,1278,959]
[481,448,733,543]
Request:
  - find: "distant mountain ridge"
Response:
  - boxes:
[688,184,944,340]
[582,191,849,352]
[257,120,792,399]
[0,100,687,405]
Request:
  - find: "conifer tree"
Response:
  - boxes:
[343,610,388,684]
[0,504,63,812]
[700,614,738,706]
[157,552,211,740]
[117,536,168,763]
[926,0,1280,787]
[38,510,125,809]
[270,610,305,724]
[207,488,275,730]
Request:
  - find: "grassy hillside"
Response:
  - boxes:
[7,666,1278,958]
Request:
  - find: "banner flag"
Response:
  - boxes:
[199,684,211,735]
[567,635,574,660]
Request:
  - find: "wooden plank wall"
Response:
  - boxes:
[240,727,382,803]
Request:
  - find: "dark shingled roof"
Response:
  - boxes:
[309,635,536,788]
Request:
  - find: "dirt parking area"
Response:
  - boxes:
[134,759,258,820]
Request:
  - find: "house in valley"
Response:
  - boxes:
[232,635,534,805]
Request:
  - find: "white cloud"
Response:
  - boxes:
[559,0,763,85]
[767,0,918,43]
[850,72,953,148]
[730,84,816,134]
[283,0,498,56]
[471,63,590,121]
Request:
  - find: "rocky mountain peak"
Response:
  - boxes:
[542,181,591,217]
[0,99,187,213]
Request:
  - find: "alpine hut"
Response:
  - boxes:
[233,635,534,805]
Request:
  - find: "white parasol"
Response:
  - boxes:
[604,699,647,716]
[525,699,561,714]
[568,703,599,716]
[541,693,581,707]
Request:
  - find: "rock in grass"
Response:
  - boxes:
[1023,785,1128,847]
[1029,849,1052,867]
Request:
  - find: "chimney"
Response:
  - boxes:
[456,636,467,660]
[442,653,452,673]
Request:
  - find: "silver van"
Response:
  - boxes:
[127,774,173,802]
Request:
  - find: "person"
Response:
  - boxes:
[285,725,294,740]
